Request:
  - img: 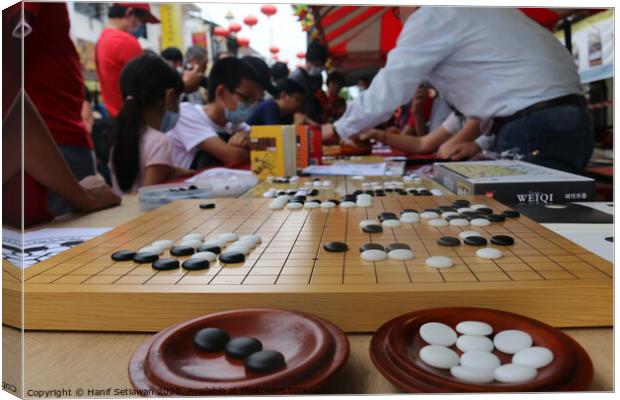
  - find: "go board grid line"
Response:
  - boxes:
[309,208,334,284]
[362,203,381,284]
[341,201,350,285]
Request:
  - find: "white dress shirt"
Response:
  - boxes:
[334,7,582,139]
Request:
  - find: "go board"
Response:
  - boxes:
[242,175,452,199]
[3,195,611,332]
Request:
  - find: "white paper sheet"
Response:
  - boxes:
[2,227,112,269]
[302,163,387,176]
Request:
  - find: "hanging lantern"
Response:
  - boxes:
[296,51,305,59]
[236,37,250,47]
[269,45,280,54]
[213,26,229,37]
[243,15,258,28]
[260,5,277,17]
[228,22,241,33]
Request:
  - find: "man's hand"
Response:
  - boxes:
[321,123,340,145]
[411,85,428,112]
[77,175,121,212]
[182,64,203,93]
[228,131,250,148]
[438,141,481,160]
[357,129,387,143]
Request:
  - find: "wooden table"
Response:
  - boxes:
[3,196,613,395]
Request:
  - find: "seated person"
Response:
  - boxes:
[325,71,347,122]
[109,55,193,194]
[246,79,305,126]
[168,57,262,170]
[359,111,494,161]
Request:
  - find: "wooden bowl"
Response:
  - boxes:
[370,307,593,393]
[129,308,349,395]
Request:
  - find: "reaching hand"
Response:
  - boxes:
[321,123,340,145]
[438,141,481,160]
[228,131,250,148]
[77,175,121,212]
[358,129,387,143]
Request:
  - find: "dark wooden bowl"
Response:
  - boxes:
[129,308,349,395]
[370,307,593,393]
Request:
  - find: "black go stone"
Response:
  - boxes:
[328,199,340,205]
[362,224,383,234]
[225,337,263,359]
[476,207,493,215]
[460,211,477,218]
[423,208,441,213]
[445,215,462,222]
[324,241,348,252]
[490,235,515,246]
[352,190,364,196]
[219,251,246,264]
[245,350,286,373]
[464,236,488,246]
[188,185,198,190]
[111,250,136,261]
[194,327,231,352]
[199,203,216,209]
[437,236,461,247]
[378,212,398,221]
[152,258,180,271]
[401,209,418,214]
[197,245,221,254]
[375,191,386,197]
[342,194,357,202]
[385,188,394,193]
[182,258,210,271]
[438,205,456,211]
[170,245,195,256]
[386,243,411,252]
[417,190,432,196]
[486,214,506,222]
[605,236,613,243]
[133,252,159,263]
[293,195,307,202]
[452,199,470,206]
[308,189,319,196]
[277,191,287,196]
[398,190,408,196]
[286,190,297,195]
[364,190,375,196]
[306,200,320,205]
[502,210,521,218]
[360,243,385,252]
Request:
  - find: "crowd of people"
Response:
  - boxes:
[3,3,594,228]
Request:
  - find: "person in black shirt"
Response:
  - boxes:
[289,41,329,124]
[247,79,305,125]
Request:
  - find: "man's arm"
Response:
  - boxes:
[333,8,455,139]
[198,137,249,166]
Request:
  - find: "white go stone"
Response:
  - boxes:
[456,321,493,336]
[218,232,239,242]
[238,235,261,245]
[356,194,373,203]
[460,350,501,370]
[313,181,322,187]
[493,330,533,354]
[387,249,414,261]
[179,239,203,249]
[459,231,482,240]
[304,201,320,209]
[183,233,205,241]
[138,246,163,255]
[419,345,460,369]
[420,211,440,219]
[449,218,470,227]
[340,201,357,208]
[470,218,491,226]
[320,201,336,208]
[322,180,332,187]
[382,219,401,228]
[151,240,174,249]
[456,335,494,352]
[471,204,488,210]
[226,245,251,255]
[191,251,217,262]
[431,189,444,196]
[441,211,459,219]
[494,363,537,383]
[450,365,495,384]
[400,212,420,223]
[428,218,449,227]
[359,219,380,228]
[512,347,554,369]
[425,256,454,269]
[356,201,373,208]
[419,322,457,346]
[286,202,303,209]
[476,247,503,259]
[457,207,475,214]
[361,249,388,262]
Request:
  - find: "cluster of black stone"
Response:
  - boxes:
[272,177,292,184]
[437,234,515,247]
[169,185,199,192]
[193,327,285,373]
[277,189,320,197]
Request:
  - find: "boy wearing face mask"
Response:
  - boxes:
[290,41,330,125]
[95,3,159,118]
[167,58,262,169]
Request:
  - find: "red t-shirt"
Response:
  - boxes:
[96,28,142,117]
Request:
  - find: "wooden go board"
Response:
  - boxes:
[3,196,611,332]
[242,175,452,199]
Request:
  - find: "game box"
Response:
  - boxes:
[433,160,595,205]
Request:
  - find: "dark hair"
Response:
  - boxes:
[207,57,259,102]
[111,54,183,192]
[161,47,183,63]
[185,45,207,63]
[327,71,345,87]
[306,41,328,64]
[357,76,371,86]
[108,5,147,19]
[275,78,305,98]
[271,62,289,81]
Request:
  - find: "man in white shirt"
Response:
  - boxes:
[323,7,593,173]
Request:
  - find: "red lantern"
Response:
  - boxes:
[260,5,277,17]
[243,15,258,28]
[296,51,305,60]
[269,45,279,54]
[213,26,228,37]
[236,37,250,47]
[228,22,241,33]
